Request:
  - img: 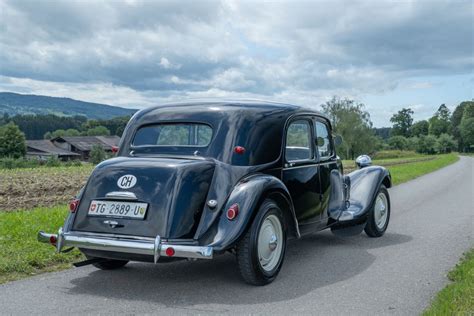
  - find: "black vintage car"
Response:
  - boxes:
[39,101,391,285]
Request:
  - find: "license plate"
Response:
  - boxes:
[88,200,148,219]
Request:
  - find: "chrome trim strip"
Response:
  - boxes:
[154,236,161,263]
[38,230,213,260]
[105,191,138,200]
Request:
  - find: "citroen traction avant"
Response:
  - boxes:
[39,101,391,285]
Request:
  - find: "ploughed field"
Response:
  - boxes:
[0,165,94,211]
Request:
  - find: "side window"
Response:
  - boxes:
[286,120,313,161]
[315,121,333,159]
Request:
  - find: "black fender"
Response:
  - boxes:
[202,174,299,252]
[332,166,391,235]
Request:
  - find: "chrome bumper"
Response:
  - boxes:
[38,228,213,263]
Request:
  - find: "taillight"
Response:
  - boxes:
[165,247,175,257]
[112,146,119,153]
[226,203,239,220]
[69,198,80,213]
[49,235,57,245]
[234,146,246,155]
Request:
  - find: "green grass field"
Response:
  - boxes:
[385,153,459,185]
[423,249,474,315]
[0,206,83,284]
[0,153,462,284]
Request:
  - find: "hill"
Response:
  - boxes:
[0,92,136,119]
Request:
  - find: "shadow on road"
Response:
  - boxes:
[68,231,412,307]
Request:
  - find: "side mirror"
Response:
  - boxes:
[355,155,372,169]
[334,135,343,146]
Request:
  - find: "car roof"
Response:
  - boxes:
[134,100,327,122]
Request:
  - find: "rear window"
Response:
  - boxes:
[133,123,212,147]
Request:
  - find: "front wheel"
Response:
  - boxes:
[364,185,390,237]
[236,199,287,285]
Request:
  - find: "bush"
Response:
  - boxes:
[416,135,438,154]
[0,122,26,158]
[388,136,408,150]
[436,134,457,153]
[45,156,61,167]
[372,150,419,159]
[0,158,41,169]
[407,137,419,151]
[90,145,106,164]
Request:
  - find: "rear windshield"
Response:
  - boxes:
[133,123,212,147]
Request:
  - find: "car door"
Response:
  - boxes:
[282,118,323,227]
[314,117,340,222]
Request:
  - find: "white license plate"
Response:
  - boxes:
[88,200,148,219]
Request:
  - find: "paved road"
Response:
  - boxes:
[1,157,472,315]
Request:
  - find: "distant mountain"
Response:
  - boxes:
[0,92,137,119]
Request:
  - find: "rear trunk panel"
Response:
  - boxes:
[72,157,215,239]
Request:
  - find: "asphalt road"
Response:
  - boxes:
[1,156,472,315]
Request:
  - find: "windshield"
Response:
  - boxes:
[133,123,212,147]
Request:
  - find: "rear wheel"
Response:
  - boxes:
[236,199,286,285]
[364,186,390,237]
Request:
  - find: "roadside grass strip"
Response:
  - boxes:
[386,153,459,185]
[0,206,83,284]
[423,249,474,315]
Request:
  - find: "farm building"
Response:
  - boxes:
[51,136,120,161]
[26,139,80,161]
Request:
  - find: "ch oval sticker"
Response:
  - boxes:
[117,175,137,189]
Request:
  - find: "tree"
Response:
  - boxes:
[390,108,414,137]
[451,101,472,151]
[322,96,376,160]
[428,104,451,136]
[90,144,106,164]
[436,134,457,153]
[388,136,408,150]
[410,120,429,137]
[86,126,110,136]
[0,122,27,158]
[459,102,474,152]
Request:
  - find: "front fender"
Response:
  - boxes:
[333,166,391,232]
[201,174,298,252]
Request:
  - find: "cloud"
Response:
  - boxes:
[0,0,472,126]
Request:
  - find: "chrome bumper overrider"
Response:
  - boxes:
[38,228,213,263]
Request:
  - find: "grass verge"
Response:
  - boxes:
[385,153,459,185]
[423,249,474,315]
[0,206,83,284]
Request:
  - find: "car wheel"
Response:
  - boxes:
[364,185,390,237]
[86,255,129,270]
[236,199,287,285]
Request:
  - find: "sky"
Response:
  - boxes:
[0,0,472,127]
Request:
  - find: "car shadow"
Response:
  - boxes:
[68,231,412,306]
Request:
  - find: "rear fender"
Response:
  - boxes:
[332,166,391,234]
[202,174,299,251]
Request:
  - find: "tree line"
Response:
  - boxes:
[388,101,473,154]
[322,97,473,159]
[0,113,131,140]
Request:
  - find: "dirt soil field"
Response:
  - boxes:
[0,166,93,211]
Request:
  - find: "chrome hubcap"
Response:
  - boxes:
[374,193,388,229]
[258,214,283,272]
